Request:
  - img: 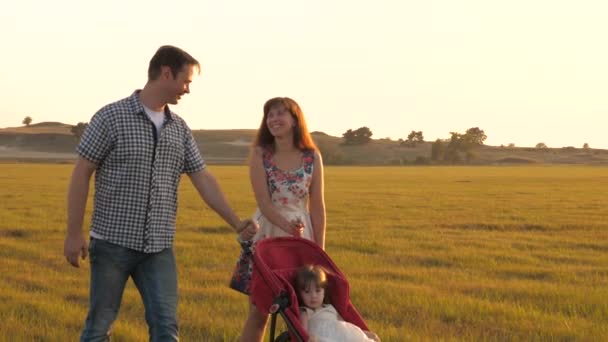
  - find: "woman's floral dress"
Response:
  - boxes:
[229,149,315,294]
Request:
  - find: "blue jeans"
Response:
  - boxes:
[81,238,179,342]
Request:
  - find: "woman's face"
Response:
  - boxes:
[299,282,325,310]
[266,104,295,138]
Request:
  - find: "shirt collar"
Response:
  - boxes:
[129,90,175,123]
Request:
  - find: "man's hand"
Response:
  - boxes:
[237,219,259,241]
[64,233,88,268]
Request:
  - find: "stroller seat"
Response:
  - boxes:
[250,237,369,342]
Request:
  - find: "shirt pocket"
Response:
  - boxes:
[159,128,185,168]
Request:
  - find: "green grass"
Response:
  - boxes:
[1,164,607,341]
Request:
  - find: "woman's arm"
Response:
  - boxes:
[249,148,299,235]
[309,150,326,249]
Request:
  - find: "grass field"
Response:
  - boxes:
[1,163,607,341]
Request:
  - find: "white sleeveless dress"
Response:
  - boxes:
[301,304,375,342]
[229,149,316,294]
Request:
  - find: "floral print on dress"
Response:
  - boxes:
[262,149,314,208]
[229,239,254,294]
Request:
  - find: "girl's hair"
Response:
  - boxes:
[295,264,330,304]
[252,97,318,153]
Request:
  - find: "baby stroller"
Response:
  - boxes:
[250,237,370,342]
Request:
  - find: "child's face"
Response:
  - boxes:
[299,282,325,310]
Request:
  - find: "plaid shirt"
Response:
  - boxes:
[78,91,205,253]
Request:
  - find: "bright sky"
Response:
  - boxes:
[1,0,607,148]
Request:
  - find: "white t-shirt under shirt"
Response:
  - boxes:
[89,105,166,241]
[143,105,165,136]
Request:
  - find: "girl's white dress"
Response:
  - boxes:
[301,304,375,342]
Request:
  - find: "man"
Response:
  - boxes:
[64,45,257,341]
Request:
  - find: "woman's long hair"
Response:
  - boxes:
[252,97,317,153]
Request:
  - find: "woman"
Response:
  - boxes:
[232,97,326,342]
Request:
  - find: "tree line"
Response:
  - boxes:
[337,125,593,164]
[18,117,594,161]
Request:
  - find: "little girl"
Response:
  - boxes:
[295,265,381,342]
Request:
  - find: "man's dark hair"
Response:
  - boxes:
[148,45,200,80]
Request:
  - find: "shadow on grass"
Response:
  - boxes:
[0,229,30,238]
[443,223,549,231]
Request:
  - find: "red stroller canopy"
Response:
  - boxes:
[250,237,369,341]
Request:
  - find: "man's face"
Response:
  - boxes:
[162,65,194,105]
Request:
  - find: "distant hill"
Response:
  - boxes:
[1,122,73,135]
[1,122,607,165]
